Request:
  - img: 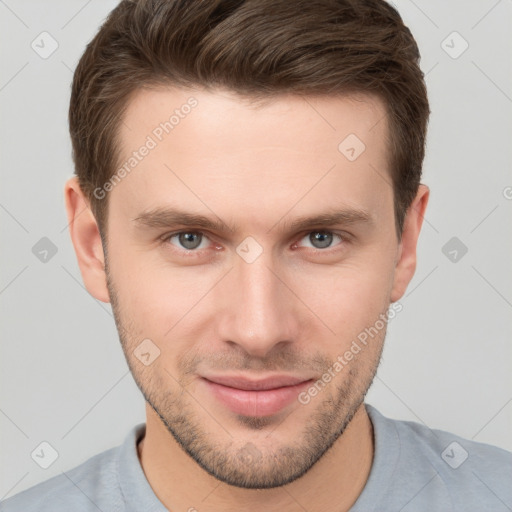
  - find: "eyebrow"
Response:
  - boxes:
[132,206,373,233]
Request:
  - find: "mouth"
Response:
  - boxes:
[200,374,314,417]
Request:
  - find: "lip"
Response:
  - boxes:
[200,374,314,417]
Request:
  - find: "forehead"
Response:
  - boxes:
[110,86,392,231]
[119,86,388,152]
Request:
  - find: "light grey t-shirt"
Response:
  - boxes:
[1,403,511,511]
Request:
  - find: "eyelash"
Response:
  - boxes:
[159,230,349,257]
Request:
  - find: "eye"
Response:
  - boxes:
[297,230,344,250]
[166,231,210,251]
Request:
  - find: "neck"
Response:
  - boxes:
[137,402,373,512]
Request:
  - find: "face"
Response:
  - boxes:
[95,87,404,488]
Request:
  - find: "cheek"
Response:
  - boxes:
[108,249,217,341]
[297,257,395,345]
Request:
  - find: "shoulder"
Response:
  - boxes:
[0,445,121,512]
[392,409,512,476]
[366,404,512,511]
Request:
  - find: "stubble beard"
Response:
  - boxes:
[106,266,383,489]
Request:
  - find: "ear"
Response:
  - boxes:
[64,176,110,303]
[390,184,430,302]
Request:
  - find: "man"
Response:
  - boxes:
[2,0,510,511]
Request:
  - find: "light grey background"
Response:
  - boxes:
[1,0,511,499]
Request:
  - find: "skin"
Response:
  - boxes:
[65,87,429,512]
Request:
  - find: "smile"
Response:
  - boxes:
[200,375,314,417]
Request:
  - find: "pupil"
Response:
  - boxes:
[179,232,201,249]
[311,231,332,248]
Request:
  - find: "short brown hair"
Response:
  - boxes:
[69,0,429,240]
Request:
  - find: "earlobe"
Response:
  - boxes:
[390,184,430,302]
[64,176,110,303]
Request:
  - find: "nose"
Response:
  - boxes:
[217,249,301,359]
